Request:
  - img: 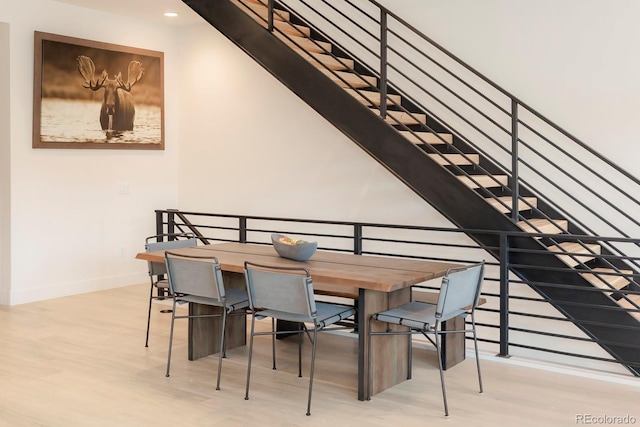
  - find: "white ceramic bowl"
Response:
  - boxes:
[271,233,318,262]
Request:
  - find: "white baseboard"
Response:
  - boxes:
[8,272,148,305]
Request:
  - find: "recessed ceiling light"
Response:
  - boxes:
[164,12,179,17]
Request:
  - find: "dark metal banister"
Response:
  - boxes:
[511,102,519,221]
[386,27,511,117]
[239,0,379,96]
[384,48,512,138]
[267,0,274,31]
[294,0,380,65]
[365,0,510,98]
[518,119,640,215]
[174,210,210,245]
[516,135,640,236]
[377,12,637,222]
[379,9,387,119]
[266,0,640,223]
[251,0,639,269]
[382,20,637,236]
[364,0,639,200]
[499,233,510,357]
[273,0,517,213]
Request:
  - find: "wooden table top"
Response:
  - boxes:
[136,242,458,293]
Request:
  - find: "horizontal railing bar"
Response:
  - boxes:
[386,28,510,117]
[286,0,381,69]
[164,209,640,243]
[360,0,638,185]
[385,56,512,139]
[518,120,640,215]
[507,342,640,367]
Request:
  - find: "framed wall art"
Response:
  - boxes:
[33,31,164,150]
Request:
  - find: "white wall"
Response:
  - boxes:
[1,0,181,304]
[176,22,449,226]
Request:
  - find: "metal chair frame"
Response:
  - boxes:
[144,232,197,347]
[367,261,485,416]
[243,261,356,416]
[164,251,249,391]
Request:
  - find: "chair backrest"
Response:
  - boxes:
[436,261,485,321]
[145,233,197,277]
[164,252,225,301]
[243,262,316,321]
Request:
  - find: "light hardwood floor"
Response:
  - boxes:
[0,283,638,427]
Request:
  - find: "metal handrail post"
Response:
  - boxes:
[354,224,363,255]
[155,210,164,237]
[498,233,511,357]
[379,9,388,119]
[511,100,519,221]
[239,217,247,243]
[167,210,175,236]
[267,0,274,32]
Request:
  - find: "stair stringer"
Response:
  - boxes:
[182,0,640,375]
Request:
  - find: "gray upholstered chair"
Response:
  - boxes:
[368,261,485,416]
[164,251,249,390]
[243,261,356,416]
[144,233,197,347]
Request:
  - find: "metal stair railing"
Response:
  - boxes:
[232,0,640,283]
[153,209,640,374]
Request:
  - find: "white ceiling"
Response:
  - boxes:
[52,0,205,27]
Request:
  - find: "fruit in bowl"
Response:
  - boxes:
[278,236,307,245]
[271,233,318,261]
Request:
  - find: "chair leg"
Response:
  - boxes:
[407,330,413,380]
[367,316,373,401]
[245,314,257,401]
[271,317,277,370]
[306,328,318,416]
[434,329,449,416]
[298,322,303,378]
[216,309,227,391]
[471,315,484,393]
[145,282,154,347]
[165,298,178,377]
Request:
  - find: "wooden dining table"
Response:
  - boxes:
[136,242,459,400]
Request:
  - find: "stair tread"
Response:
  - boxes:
[292,49,354,70]
[276,33,331,53]
[344,89,401,106]
[517,218,568,234]
[582,268,632,291]
[548,242,601,267]
[231,0,290,21]
[486,196,537,213]
[427,153,480,166]
[271,20,311,37]
[617,294,640,320]
[549,242,601,253]
[400,131,452,145]
[321,69,376,88]
[371,109,426,125]
[458,174,508,189]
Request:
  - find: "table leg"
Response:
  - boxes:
[359,287,411,401]
[440,316,466,369]
[188,271,247,360]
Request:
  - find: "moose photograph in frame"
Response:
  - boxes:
[33,31,164,150]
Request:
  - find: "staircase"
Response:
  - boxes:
[183,0,640,374]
